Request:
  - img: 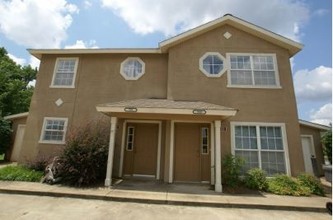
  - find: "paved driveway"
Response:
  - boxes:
[0,193,330,220]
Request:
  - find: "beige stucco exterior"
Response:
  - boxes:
[18,15,309,188]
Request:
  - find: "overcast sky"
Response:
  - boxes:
[0,0,331,125]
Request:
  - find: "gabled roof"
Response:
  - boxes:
[299,119,331,131]
[28,14,303,59]
[160,14,303,56]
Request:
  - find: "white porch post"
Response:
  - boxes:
[214,120,222,192]
[105,117,118,187]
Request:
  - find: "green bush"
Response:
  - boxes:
[0,118,12,155]
[60,121,110,186]
[222,154,245,187]
[297,173,325,196]
[267,174,311,196]
[25,155,52,172]
[244,168,268,191]
[322,128,332,164]
[0,165,43,182]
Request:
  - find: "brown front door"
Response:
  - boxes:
[123,123,158,176]
[174,123,210,182]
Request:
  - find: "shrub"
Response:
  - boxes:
[297,173,325,196]
[60,121,110,186]
[0,165,43,182]
[25,155,52,172]
[0,118,12,155]
[322,127,332,164]
[222,154,245,187]
[244,168,268,191]
[267,174,311,196]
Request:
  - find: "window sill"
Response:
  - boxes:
[227,85,282,89]
[39,140,65,145]
[49,85,75,89]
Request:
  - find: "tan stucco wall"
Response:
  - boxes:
[20,23,304,178]
[19,53,168,162]
[299,124,325,175]
[167,24,303,176]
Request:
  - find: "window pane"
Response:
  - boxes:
[261,151,286,176]
[235,150,259,173]
[235,137,242,149]
[43,119,66,142]
[202,55,224,75]
[54,59,76,86]
[230,70,252,85]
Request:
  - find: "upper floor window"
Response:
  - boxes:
[120,57,145,80]
[51,58,79,88]
[199,52,226,77]
[39,117,68,144]
[227,53,280,88]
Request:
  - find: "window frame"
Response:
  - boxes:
[50,57,79,88]
[199,52,227,77]
[230,122,291,176]
[201,127,209,155]
[226,53,281,89]
[39,117,68,144]
[120,57,146,80]
[126,126,135,151]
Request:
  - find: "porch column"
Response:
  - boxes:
[105,117,118,186]
[214,120,222,192]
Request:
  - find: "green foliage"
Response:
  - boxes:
[25,155,52,172]
[321,127,332,164]
[222,154,245,187]
[0,47,37,117]
[267,174,311,196]
[60,121,110,186]
[0,165,43,182]
[297,173,325,196]
[0,117,12,154]
[244,168,268,191]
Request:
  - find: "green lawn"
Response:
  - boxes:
[0,165,43,182]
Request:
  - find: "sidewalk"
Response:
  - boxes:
[0,179,331,213]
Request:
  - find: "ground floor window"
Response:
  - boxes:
[39,117,68,144]
[231,122,288,176]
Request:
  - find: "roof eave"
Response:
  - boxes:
[28,48,163,60]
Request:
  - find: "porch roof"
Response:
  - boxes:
[96,99,238,118]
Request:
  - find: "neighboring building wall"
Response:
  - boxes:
[166,24,303,175]
[6,116,27,161]
[300,124,325,175]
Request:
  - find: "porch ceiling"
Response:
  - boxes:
[96,99,238,119]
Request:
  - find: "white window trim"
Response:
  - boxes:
[120,57,146,80]
[201,127,209,155]
[50,57,79,88]
[39,117,68,144]
[199,52,227,77]
[226,53,281,89]
[126,126,135,151]
[230,121,291,175]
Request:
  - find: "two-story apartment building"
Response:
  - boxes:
[19,14,306,192]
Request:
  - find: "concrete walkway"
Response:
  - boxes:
[0,179,331,213]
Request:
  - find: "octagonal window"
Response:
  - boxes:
[199,52,227,77]
[120,57,145,80]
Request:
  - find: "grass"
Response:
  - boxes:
[0,165,43,182]
[0,154,4,161]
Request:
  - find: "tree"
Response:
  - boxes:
[322,125,332,164]
[0,47,37,116]
[0,47,37,155]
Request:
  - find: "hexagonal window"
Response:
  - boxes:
[120,57,145,80]
[199,52,227,77]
